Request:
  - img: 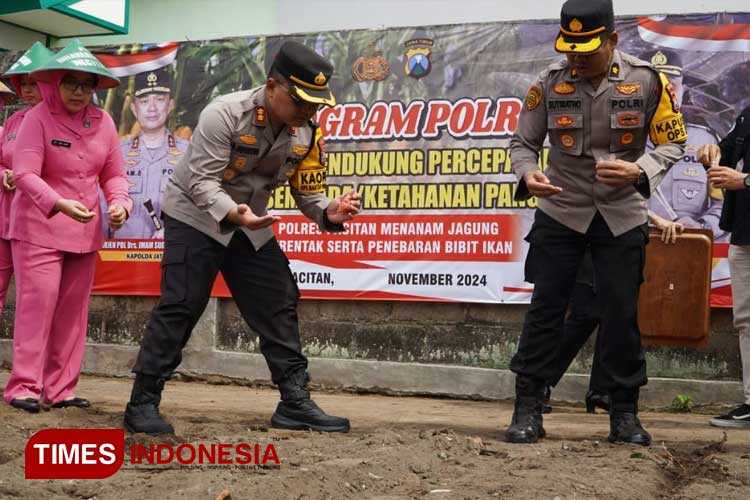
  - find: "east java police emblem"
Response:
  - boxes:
[404,38,433,79]
[353,42,390,82]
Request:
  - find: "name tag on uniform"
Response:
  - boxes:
[231,143,259,156]
[51,139,71,148]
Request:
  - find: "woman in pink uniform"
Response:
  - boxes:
[0,42,53,327]
[3,41,132,413]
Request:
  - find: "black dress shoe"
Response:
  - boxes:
[51,397,90,409]
[10,398,41,413]
[585,390,610,414]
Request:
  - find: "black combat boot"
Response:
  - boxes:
[271,371,350,433]
[123,374,175,435]
[505,376,546,443]
[608,388,651,446]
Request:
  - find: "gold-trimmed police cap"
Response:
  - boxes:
[134,67,172,97]
[555,0,615,54]
[271,41,335,107]
[640,49,683,77]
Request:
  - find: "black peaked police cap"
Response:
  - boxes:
[134,67,173,97]
[555,0,615,54]
[271,41,335,107]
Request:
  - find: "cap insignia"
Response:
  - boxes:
[569,18,583,33]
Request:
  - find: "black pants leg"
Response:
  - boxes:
[588,214,648,391]
[133,214,225,378]
[551,282,600,385]
[221,234,307,385]
[510,210,587,383]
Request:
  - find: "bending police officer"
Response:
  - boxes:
[124,42,361,435]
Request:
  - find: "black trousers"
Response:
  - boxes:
[133,214,307,384]
[510,210,648,392]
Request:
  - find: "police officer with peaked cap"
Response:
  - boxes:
[505,0,686,446]
[108,67,188,238]
[124,41,361,435]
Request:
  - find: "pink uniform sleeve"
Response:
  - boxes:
[98,116,133,215]
[13,111,61,218]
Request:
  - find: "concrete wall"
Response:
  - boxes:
[0,285,743,407]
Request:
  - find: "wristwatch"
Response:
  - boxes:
[744,174,750,190]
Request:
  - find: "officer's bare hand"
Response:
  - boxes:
[697,144,721,168]
[227,204,280,230]
[326,190,361,223]
[650,213,683,244]
[595,159,640,186]
[707,166,746,190]
[2,170,15,191]
[55,198,95,223]
[108,203,128,231]
[675,216,701,229]
[523,171,562,197]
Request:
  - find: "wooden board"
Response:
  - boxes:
[638,228,713,348]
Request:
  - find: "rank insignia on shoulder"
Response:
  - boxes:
[525,85,542,111]
[255,107,266,126]
[616,83,641,96]
[292,144,309,156]
[239,134,257,145]
[609,63,620,77]
[553,82,575,95]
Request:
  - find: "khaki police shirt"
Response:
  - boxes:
[511,49,687,236]
[162,85,340,248]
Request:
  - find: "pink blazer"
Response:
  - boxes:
[0,109,30,240]
[10,102,132,253]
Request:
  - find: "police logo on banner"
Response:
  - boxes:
[404,38,434,79]
[353,42,390,82]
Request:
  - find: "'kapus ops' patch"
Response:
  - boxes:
[649,73,687,145]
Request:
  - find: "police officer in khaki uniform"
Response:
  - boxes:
[124,41,361,435]
[506,0,686,446]
[107,68,188,238]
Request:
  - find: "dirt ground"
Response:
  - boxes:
[1,371,749,500]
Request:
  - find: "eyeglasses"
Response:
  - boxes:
[60,78,96,94]
[280,85,322,112]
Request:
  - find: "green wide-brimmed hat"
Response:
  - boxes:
[2,41,55,77]
[32,39,119,89]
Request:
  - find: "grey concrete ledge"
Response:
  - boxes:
[0,339,743,407]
